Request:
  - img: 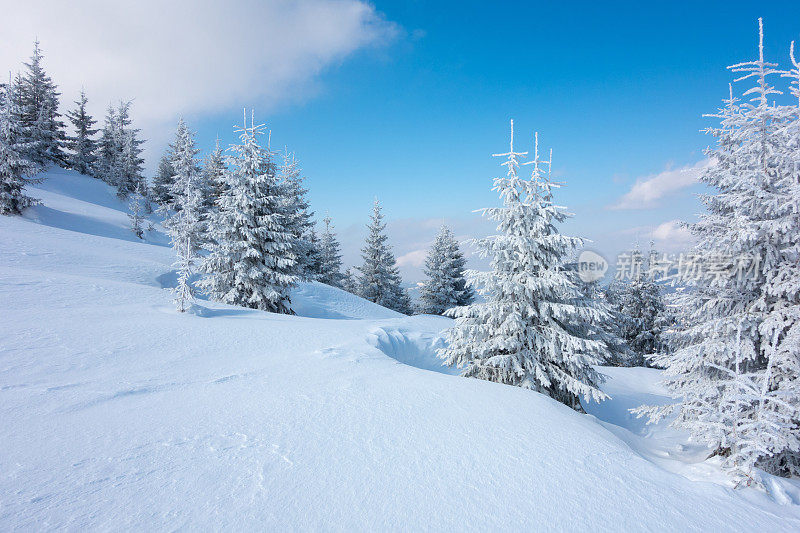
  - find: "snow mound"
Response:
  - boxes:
[1,168,799,530]
[291,281,403,320]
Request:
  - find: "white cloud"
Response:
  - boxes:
[651,219,694,249]
[609,159,711,210]
[616,219,694,253]
[1,0,397,160]
[396,249,427,269]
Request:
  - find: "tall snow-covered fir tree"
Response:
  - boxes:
[164,119,204,312]
[0,80,41,215]
[640,20,800,480]
[418,224,474,315]
[357,198,412,314]
[115,101,146,198]
[65,90,98,175]
[438,122,608,410]
[151,149,176,207]
[93,104,118,183]
[15,41,66,167]
[318,214,345,287]
[278,150,316,280]
[199,112,298,314]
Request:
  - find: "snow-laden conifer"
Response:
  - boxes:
[618,249,669,367]
[93,104,117,183]
[438,122,608,410]
[278,150,316,280]
[341,267,358,295]
[418,224,474,315]
[16,41,65,167]
[164,118,204,248]
[357,198,411,314]
[91,101,145,198]
[199,112,298,313]
[65,90,98,176]
[640,20,800,479]
[151,150,176,207]
[115,101,145,198]
[0,80,41,215]
[305,227,324,280]
[165,120,204,313]
[318,214,345,287]
[600,280,637,366]
[201,139,226,213]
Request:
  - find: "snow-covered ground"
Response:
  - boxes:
[1,168,799,530]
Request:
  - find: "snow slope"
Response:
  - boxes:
[1,169,799,531]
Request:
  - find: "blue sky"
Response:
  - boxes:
[4,1,800,281]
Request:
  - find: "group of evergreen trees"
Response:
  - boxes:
[158,112,326,314]
[0,42,464,318]
[0,41,64,214]
[149,112,442,316]
[0,41,148,214]
[94,101,146,197]
[600,250,670,368]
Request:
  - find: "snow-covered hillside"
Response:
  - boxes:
[1,169,799,530]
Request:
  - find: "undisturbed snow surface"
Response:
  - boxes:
[1,169,800,531]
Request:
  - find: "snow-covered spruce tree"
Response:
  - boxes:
[418,224,474,315]
[93,104,118,183]
[278,150,316,280]
[305,227,324,280]
[640,20,800,480]
[573,279,631,368]
[115,101,146,198]
[318,214,345,287]
[65,90,98,175]
[357,198,412,314]
[762,38,800,477]
[341,267,358,295]
[164,119,204,312]
[150,149,176,207]
[438,122,608,410]
[0,80,41,215]
[600,280,637,366]
[128,181,146,239]
[618,249,668,367]
[199,112,298,314]
[201,138,227,213]
[16,41,66,167]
